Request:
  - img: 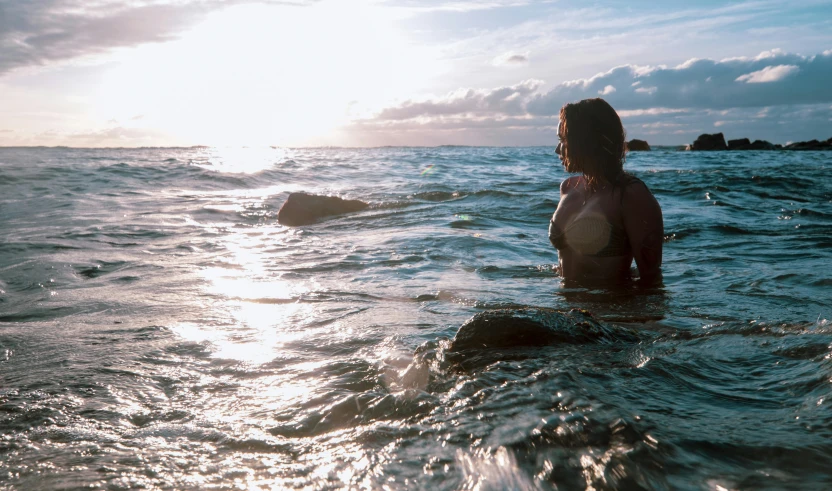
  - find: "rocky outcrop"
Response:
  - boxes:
[727,138,751,150]
[690,133,728,151]
[727,138,778,150]
[277,192,369,226]
[748,140,779,150]
[691,135,831,151]
[626,139,651,151]
[448,308,639,351]
[784,138,832,150]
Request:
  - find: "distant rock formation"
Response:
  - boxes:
[749,140,779,150]
[727,138,751,150]
[277,192,369,226]
[690,133,728,151]
[728,138,778,150]
[690,135,831,151]
[626,139,651,151]
[784,138,832,150]
[448,308,639,351]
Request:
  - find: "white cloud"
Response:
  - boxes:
[617,108,689,117]
[0,0,317,76]
[735,64,800,83]
[360,50,832,127]
[374,79,543,120]
[383,0,533,14]
[350,49,832,145]
[363,50,832,127]
[525,49,832,115]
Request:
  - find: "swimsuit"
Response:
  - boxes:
[549,175,645,257]
[549,214,631,257]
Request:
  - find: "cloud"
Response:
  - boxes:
[0,129,14,133]
[382,0,533,14]
[493,52,529,66]
[526,49,832,114]
[65,125,174,146]
[735,64,800,83]
[366,49,832,123]
[350,49,832,145]
[0,124,180,147]
[0,0,315,76]
[375,79,543,120]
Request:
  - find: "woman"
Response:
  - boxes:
[549,98,663,284]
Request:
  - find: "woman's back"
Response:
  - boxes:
[550,174,662,284]
[550,98,663,285]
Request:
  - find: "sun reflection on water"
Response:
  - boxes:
[190,146,293,174]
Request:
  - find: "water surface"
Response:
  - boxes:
[1,146,831,489]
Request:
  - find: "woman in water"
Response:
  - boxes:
[549,98,663,284]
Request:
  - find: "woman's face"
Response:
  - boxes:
[555,120,565,161]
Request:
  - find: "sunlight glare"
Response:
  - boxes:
[95,0,435,146]
[190,146,292,174]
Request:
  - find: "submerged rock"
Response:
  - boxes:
[448,308,639,351]
[690,133,728,151]
[626,139,651,151]
[277,192,369,226]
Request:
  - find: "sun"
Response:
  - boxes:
[93,0,436,147]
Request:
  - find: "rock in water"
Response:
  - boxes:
[784,138,832,150]
[448,308,639,351]
[626,139,651,151]
[277,193,369,226]
[727,138,751,150]
[748,139,777,150]
[690,133,728,151]
[729,138,777,150]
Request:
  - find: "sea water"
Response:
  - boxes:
[1,146,831,489]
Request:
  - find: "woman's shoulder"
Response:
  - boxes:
[618,172,644,186]
[619,173,661,211]
[619,173,652,195]
[560,175,584,194]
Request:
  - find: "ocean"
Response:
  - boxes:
[1,146,831,490]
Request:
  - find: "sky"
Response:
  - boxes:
[0,0,831,147]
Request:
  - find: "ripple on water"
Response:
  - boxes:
[1,147,832,488]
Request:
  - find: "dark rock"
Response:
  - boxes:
[747,140,776,150]
[690,133,728,151]
[626,139,651,151]
[277,192,369,226]
[727,138,751,150]
[448,308,639,352]
[728,138,777,150]
[784,138,832,150]
[785,139,819,150]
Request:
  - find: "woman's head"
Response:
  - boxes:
[556,98,626,187]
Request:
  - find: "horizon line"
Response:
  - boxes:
[0,144,695,150]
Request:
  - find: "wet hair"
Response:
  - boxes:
[558,98,627,190]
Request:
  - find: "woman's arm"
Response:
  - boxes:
[623,181,663,283]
